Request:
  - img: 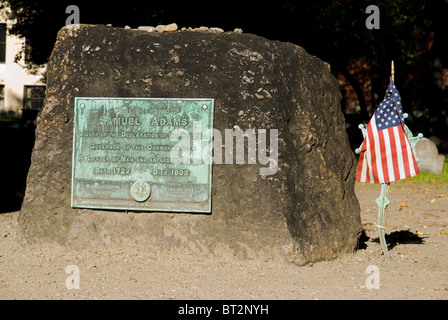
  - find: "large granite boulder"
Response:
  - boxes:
[19,25,362,264]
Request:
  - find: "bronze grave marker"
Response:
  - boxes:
[71,97,214,213]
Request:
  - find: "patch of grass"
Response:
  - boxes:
[397,154,448,186]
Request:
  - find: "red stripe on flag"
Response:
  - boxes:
[357,137,371,183]
[366,121,379,184]
[387,127,400,181]
[413,152,420,175]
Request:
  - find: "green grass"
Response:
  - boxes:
[400,154,448,186]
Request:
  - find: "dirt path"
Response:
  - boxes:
[0,183,447,300]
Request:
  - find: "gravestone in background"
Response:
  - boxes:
[415,137,445,174]
[19,25,362,264]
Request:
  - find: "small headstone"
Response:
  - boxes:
[415,137,445,174]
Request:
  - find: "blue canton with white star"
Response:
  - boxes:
[375,80,405,130]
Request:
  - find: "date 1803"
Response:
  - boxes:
[152,169,190,176]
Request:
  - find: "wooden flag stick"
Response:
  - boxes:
[391,60,395,82]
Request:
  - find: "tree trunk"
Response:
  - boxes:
[341,68,369,120]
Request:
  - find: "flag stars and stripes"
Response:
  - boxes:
[373,79,406,130]
[356,77,419,184]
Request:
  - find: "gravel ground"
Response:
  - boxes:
[0,182,447,300]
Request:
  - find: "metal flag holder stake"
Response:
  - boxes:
[355,61,423,259]
[355,119,422,258]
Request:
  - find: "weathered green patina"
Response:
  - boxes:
[71,97,214,213]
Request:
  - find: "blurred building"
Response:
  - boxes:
[0,7,46,119]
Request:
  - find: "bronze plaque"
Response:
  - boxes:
[71,97,214,213]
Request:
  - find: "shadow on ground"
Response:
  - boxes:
[0,119,35,214]
[372,230,425,250]
[357,229,425,251]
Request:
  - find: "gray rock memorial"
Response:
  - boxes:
[415,137,445,174]
[19,25,362,264]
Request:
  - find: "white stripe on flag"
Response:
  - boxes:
[371,120,384,183]
[365,132,374,183]
[382,128,395,182]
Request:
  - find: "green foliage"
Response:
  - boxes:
[3,0,444,68]
[2,0,62,66]
[299,0,442,117]
[1,0,174,66]
[2,0,447,121]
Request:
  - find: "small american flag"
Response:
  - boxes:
[356,77,419,184]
